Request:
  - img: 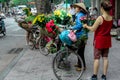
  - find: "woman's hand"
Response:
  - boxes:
[83,24,87,28]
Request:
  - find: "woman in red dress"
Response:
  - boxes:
[83,0,113,80]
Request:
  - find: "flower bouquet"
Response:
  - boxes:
[23,8,32,16]
[53,10,72,25]
[32,14,47,28]
[45,20,59,35]
[89,17,96,26]
[18,16,35,32]
[17,19,32,32]
[40,20,60,38]
[78,16,89,42]
[53,10,62,24]
[17,8,36,31]
[80,16,89,33]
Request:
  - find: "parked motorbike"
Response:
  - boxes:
[0,16,6,36]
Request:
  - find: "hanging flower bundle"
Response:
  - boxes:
[22,8,36,24]
[32,14,47,28]
[79,16,89,41]
[45,20,59,35]
[80,16,89,33]
[53,10,72,25]
[23,8,32,16]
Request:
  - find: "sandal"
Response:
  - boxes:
[76,67,86,71]
[76,67,82,71]
[74,64,80,67]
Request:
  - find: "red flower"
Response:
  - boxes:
[45,20,58,35]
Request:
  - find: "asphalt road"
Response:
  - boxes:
[0,17,27,79]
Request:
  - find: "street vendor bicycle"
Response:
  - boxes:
[18,20,40,49]
[28,25,40,49]
[52,38,84,80]
[38,24,85,79]
[51,24,88,80]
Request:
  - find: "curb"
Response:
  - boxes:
[0,48,27,80]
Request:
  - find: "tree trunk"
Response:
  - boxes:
[35,0,51,14]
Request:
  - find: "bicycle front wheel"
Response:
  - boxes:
[39,36,49,56]
[53,50,84,80]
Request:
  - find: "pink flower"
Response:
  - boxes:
[80,16,87,21]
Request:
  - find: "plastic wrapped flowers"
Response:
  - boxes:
[32,14,47,28]
[23,8,32,16]
[22,8,36,23]
[53,10,72,25]
[45,20,59,36]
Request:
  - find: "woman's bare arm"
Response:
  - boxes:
[83,16,102,32]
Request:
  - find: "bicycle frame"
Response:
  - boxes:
[29,25,40,49]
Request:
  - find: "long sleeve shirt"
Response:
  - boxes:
[71,11,87,38]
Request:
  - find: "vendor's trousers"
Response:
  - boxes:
[77,41,86,68]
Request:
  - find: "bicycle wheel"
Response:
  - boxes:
[53,49,84,80]
[39,36,49,56]
[28,33,36,50]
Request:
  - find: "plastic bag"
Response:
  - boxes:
[59,30,72,46]
[68,31,77,42]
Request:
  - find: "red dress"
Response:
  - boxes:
[94,16,113,49]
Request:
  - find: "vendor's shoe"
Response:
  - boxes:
[76,67,82,71]
[74,64,80,67]
[76,67,86,71]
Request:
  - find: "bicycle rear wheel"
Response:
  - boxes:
[53,49,84,80]
[28,33,36,50]
[39,36,49,56]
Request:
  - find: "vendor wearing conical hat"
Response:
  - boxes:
[71,3,88,71]
[73,3,88,13]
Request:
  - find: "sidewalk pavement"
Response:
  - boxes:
[4,33,120,80]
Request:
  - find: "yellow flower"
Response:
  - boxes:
[67,13,72,18]
[22,8,28,11]
[40,20,42,22]
[38,17,41,22]
[54,10,61,16]
[32,16,38,24]
[42,18,44,21]
[41,14,44,16]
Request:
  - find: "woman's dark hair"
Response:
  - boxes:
[101,0,112,11]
